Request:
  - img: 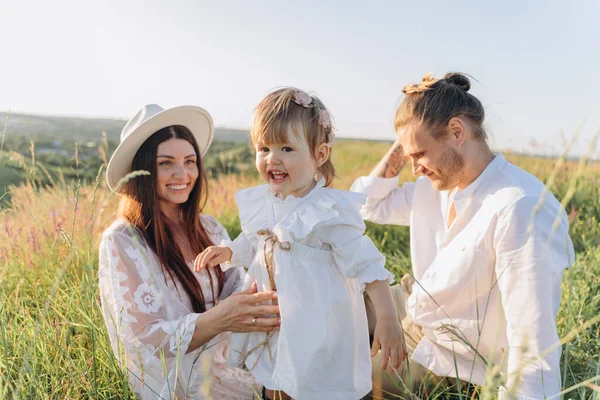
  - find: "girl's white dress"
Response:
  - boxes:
[224,179,394,400]
[99,215,262,399]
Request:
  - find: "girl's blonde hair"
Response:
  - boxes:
[395,72,487,140]
[250,87,336,186]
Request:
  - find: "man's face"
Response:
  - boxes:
[397,123,465,191]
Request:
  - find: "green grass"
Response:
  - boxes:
[0,140,599,398]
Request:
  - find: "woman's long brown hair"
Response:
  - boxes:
[118,125,224,313]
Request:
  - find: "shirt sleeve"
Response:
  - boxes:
[493,196,573,399]
[320,218,393,290]
[99,232,203,361]
[349,175,414,226]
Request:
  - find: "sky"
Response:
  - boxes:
[1,0,599,157]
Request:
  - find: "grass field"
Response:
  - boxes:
[0,139,599,399]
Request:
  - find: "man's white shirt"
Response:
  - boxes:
[351,154,574,399]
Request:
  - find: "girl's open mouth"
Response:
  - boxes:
[269,171,288,183]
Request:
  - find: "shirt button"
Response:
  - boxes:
[418,304,424,309]
[424,273,431,279]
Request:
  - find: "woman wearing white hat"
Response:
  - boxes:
[99,104,279,399]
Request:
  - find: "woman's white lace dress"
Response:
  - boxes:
[224,179,394,400]
[99,214,261,399]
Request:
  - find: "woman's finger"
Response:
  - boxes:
[231,282,258,297]
[252,305,280,315]
[249,326,279,333]
[252,316,281,327]
[250,290,278,304]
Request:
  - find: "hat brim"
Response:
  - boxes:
[106,105,214,192]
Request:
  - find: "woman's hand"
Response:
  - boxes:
[194,245,233,272]
[212,282,280,333]
[371,318,406,370]
[190,282,279,352]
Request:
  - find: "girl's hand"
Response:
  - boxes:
[371,318,406,370]
[194,245,233,272]
[213,282,280,333]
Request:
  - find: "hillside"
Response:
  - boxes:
[0,111,251,143]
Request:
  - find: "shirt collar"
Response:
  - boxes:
[453,153,506,202]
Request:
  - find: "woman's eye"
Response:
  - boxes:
[159,161,171,166]
[282,147,293,152]
[260,147,270,152]
[186,159,196,164]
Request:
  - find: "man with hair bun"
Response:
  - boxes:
[352,72,574,399]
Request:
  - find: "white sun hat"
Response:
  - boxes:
[106,104,214,192]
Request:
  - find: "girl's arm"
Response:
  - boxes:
[321,197,405,370]
[364,280,405,370]
[194,232,257,271]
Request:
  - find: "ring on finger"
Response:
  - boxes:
[252,317,257,326]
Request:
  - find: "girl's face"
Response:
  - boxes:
[155,138,199,210]
[255,125,321,200]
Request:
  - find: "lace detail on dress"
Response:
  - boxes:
[99,217,261,399]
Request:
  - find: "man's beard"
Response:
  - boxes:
[433,147,465,191]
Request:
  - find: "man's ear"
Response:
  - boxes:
[447,117,467,147]
[315,142,330,167]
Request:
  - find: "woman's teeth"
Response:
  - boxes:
[167,184,187,190]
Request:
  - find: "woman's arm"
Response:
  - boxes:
[100,231,280,357]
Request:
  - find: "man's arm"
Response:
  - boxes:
[369,140,409,178]
[350,140,414,226]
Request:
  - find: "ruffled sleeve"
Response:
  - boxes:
[305,189,394,290]
[99,228,204,397]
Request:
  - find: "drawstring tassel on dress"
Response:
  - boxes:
[239,229,291,369]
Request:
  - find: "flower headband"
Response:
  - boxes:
[292,90,335,147]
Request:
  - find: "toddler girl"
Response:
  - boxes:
[195,88,404,400]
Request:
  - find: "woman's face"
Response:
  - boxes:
[155,138,199,209]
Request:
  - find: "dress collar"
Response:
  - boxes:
[268,177,326,204]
